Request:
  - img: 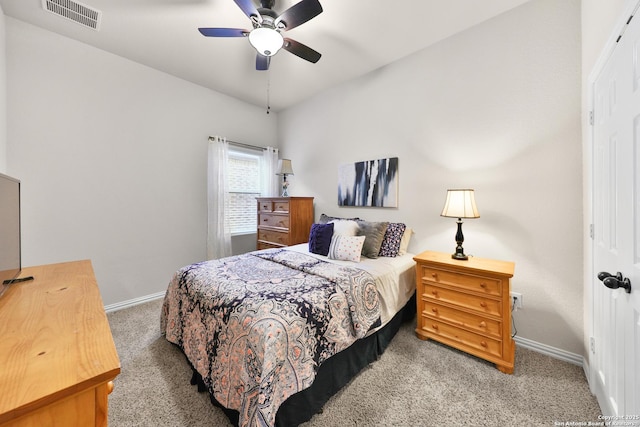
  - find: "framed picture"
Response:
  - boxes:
[337,157,398,207]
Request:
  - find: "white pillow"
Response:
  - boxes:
[398,227,413,255]
[329,219,360,236]
[328,235,366,262]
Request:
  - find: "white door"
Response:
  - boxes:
[592,5,640,420]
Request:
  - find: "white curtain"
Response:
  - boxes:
[207,136,232,260]
[261,146,280,197]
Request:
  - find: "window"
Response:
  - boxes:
[227,149,261,234]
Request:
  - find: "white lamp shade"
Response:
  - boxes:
[441,189,480,219]
[248,27,284,56]
[276,159,294,176]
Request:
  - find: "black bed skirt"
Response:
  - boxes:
[188,293,416,427]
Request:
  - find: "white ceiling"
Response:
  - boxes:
[0,0,532,112]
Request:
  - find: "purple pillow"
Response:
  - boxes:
[378,223,407,257]
[309,223,334,256]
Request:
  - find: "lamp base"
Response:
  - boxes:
[452,219,468,260]
[281,174,289,197]
[451,250,468,261]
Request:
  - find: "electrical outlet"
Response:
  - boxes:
[510,292,523,310]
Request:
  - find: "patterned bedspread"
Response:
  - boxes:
[160,248,381,427]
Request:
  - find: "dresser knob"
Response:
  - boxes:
[431,290,438,296]
[431,308,438,313]
[479,321,486,328]
[480,302,487,308]
[480,282,487,288]
[481,341,487,347]
[432,324,439,330]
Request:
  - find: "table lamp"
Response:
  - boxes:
[440,189,480,260]
[276,159,294,197]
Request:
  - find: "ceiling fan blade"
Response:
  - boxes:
[283,38,321,63]
[198,28,248,37]
[233,0,262,23]
[256,54,270,71]
[274,0,323,31]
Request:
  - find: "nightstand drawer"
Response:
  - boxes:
[421,266,502,297]
[258,229,289,246]
[421,319,503,358]
[422,284,501,317]
[422,301,502,339]
[259,213,290,229]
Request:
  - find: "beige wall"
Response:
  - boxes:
[582,0,630,73]
[5,18,278,306]
[279,0,584,355]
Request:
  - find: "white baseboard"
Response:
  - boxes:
[104,291,166,313]
[514,335,584,366]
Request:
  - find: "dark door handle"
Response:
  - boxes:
[598,271,632,293]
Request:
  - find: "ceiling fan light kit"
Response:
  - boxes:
[199,0,323,71]
[249,27,284,56]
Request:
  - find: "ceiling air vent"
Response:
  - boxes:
[42,0,102,31]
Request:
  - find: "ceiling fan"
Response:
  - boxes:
[198,0,323,71]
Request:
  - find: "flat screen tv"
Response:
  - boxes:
[0,173,21,294]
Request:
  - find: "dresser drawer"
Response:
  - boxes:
[259,213,290,229]
[273,201,289,212]
[421,266,502,297]
[421,319,503,358]
[422,284,501,317]
[258,229,289,246]
[259,200,290,213]
[257,241,283,250]
[422,301,502,339]
[258,200,274,212]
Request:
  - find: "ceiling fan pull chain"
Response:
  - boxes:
[266,69,271,114]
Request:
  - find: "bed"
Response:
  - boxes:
[161,220,416,427]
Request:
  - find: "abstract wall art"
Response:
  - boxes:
[337,157,398,207]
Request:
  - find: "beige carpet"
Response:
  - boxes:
[107,298,602,426]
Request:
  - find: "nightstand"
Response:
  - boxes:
[414,250,516,374]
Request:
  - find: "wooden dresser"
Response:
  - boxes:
[256,197,314,250]
[0,260,121,426]
[414,251,516,374]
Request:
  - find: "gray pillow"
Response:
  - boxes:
[356,221,389,258]
[318,213,362,224]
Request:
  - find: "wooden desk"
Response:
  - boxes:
[0,260,121,426]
